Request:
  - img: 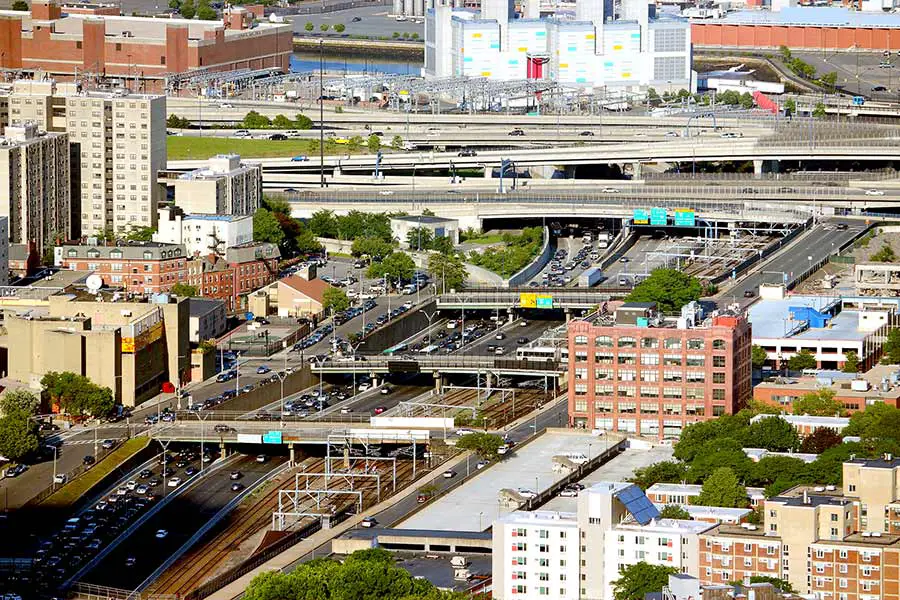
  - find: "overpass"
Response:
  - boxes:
[435,287,626,310]
[311,356,564,377]
[147,422,434,445]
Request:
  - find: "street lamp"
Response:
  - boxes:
[191,409,211,471]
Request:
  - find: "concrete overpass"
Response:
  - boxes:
[310,356,564,377]
[148,422,434,445]
[435,287,626,310]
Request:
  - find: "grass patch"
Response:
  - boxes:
[467,227,544,279]
[166,137,372,160]
[39,437,150,509]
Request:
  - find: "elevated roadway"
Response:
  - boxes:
[436,287,625,310]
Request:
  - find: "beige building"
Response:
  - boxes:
[6,292,189,406]
[164,154,262,216]
[4,79,166,238]
[0,123,71,252]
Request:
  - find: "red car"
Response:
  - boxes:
[373,406,387,415]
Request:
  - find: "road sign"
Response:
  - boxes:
[650,207,667,226]
[536,295,553,309]
[246,312,254,321]
[263,431,283,444]
[674,209,696,227]
[852,96,865,106]
[633,209,649,225]
[520,293,537,308]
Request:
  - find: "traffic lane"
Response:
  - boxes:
[82,454,282,589]
[343,383,430,416]
[604,236,669,279]
[463,319,564,357]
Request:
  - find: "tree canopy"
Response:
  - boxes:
[694,467,748,508]
[800,427,843,454]
[41,372,115,420]
[751,345,768,369]
[455,432,504,459]
[322,287,350,314]
[351,237,393,261]
[171,283,198,297]
[786,349,817,372]
[428,252,467,292]
[612,562,678,600]
[253,208,285,248]
[308,210,394,242]
[624,269,702,313]
[883,328,900,364]
[467,227,543,279]
[630,461,688,490]
[658,504,691,520]
[0,389,41,462]
[368,252,416,282]
[792,389,844,417]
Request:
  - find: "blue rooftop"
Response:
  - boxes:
[709,6,900,28]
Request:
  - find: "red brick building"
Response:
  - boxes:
[567,302,752,439]
[186,242,279,313]
[0,1,292,91]
[60,241,187,294]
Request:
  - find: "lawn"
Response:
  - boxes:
[166,136,373,160]
[40,437,151,509]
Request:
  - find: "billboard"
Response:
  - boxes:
[520,293,537,308]
[237,433,263,444]
[674,209,696,227]
[633,209,649,225]
[650,207,667,226]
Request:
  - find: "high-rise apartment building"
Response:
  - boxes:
[567,302,752,438]
[0,123,71,253]
[163,154,262,216]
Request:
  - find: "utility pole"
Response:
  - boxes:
[319,39,325,188]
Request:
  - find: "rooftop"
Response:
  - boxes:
[396,553,492,592]
[755,363,900,401]
[647,483,766,498]
[748,295,870,342]
[770,493,851,508]
[847,456,900,469]
[497,510,578,526]
[187,297,225,317]
[750,413,850,429]
[701,6,900,28]
[744,448,819,464]
[341,528,493,542]
[615,517,714,535]
[62,242,186,261]
[183,214,253,223]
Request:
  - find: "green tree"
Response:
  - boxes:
[739,92,755,109]
[10,0,28,10]
[748,455,807,488]
[630,461,688,490]
[351,237,393,261]
[819,71,837,90]
[171,283,198,297]
[40,372,114,419]
[196,0,216,19]
[295,229,323,256]
[845,402,900,437]
[871,244,896,263]
[320,23,329,31]
[272,114,294,129]
[125,226,156,242]
[411,32,419,40]
[305,21,314,31]
[392,31,400,39]
[658,504,691,520]
[784,98,796,114]
[883,328,900,364]
[348,135,364,150]
[800,427,844,454]
[0,390,41,462]
[369,251,415,281]
[406,227,434,251]
[166,114,190,128]
[612,562,678,600]
[455,432,504,459]
[180,0,195,18]
[168,0,181,9]
[779,45,792,61]
[428,251,467,292]
[625,268,702,313]
[751,345,768,369]
[243,110,272,129]
[253,208,286,248]
[294,114,313,130]
[334,23,345,32]
[391,135,403,150]
[744,417,800,452]
[429,236,454,256]
[786,349,817,372]
[367,134,381,153]
[792,389,844,417]
[322,286,350,314]
[308,209,338,238]
[749,576,795,594]
[694,467,748,508]
[813,103,827,118]
[843,350,860,373]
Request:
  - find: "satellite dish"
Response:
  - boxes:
[86,274,103,293]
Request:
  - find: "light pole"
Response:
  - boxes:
[52,446,58,488]
[192,409,211,471]
[351,341,366,397]
[313,355,327,414]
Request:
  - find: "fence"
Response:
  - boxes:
[644,169,900,183]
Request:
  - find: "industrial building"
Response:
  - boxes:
[425,0,692,91]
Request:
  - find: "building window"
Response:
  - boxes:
[713,356,726,367]
[574,335,588,345]
[595,335,613,347]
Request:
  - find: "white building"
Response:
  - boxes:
[697,66,784,95]
[646,483,767,507]
[493,482,715,600]
[425,0,692,93]
[390,215,460,249]
[187,297,227,343]
[169,154,262,216]
[154,206,254,257]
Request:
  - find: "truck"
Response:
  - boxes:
[596,232,611,249]
[578,268,605,287]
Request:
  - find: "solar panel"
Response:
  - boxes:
[616,485,660,525]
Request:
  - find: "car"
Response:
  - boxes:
[873,85,888,92]
[457,149,477,156]
[101,439,115,450]
[865,189,885,196]
[358,382,371,392]
[351,15,362,21]
[285,367,295,375]
[340,407,353,415]
[125,556,137,567]
[497,444,510,455]
[234,129,251,137]
[601,187,620,193]
[373,406,387,415]
[443,470,456,478]
[879,61,894,68]
[256,454,267,463]
[517,488,538,499]
[743,289,756,298]
[559,486,579,497]
[53,473,67,484]
[361,516,378,528]
[269,133,288,141]
[517,337,529,344]
[836,223,849,230]
[619,257,630,263]
[135,484,149,495]
[519,320,528,327]
[82,455,96,467]
[167,477,182,487]
[291,155,309,162]
[494,346,505,355]
[256,365,271,375]
[126,480,138,491]
[155,529,168,539]
[230,471,242,480]
[379,190,395,196]
[495,332,506,340]
[508,128,525,136]
[476,460,489,470]
[579,130,594,136]
[4,464,26,477]
[254,317,271,325]
[664,131,679,137]
[148,477,161,487]
[231,482,245,492]
[185,466,198,476]
[720,132,742,139]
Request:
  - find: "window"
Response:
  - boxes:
[713,372,726,384]
[595,335,613,347]
[664,338,682,350]
[574,335,588,345]
[713,339,726,350]
[641,337,659,349]
[687,338,704,350]
[713,356,726,367]
[618,336,636,348]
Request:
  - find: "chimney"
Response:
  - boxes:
[803,490,810,505]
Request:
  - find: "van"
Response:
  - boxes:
[562,452,589,465]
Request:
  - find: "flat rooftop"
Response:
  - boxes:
[396,430,604,532]
[703,6,900,28]
[396,553,491,592]
[748,295,866,342]
[755,363,900,401]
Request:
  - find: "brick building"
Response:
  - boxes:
[0,1,292,91]
[59,241,187,294]
[567,301,752,439]
[186,241,279,313]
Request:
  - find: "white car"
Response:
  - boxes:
[559,487,579,497]
[443,470,456,478]
[340,407,353,414]
[53,474,67,484]
[865,189,885,196]
[126,480,137,491]
[378,190,395,196]
[361,516,378,528]
[455,428,474,436]
[358,382,371,392]
[601,187,620,193]
[155,529,169,539]
[167,477,182,487]
[517,488,538,499]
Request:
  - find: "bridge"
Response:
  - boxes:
[435,288,625,310]
[147,422,434,445]
[310,356,564,377]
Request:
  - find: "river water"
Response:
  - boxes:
[290,52,424,76]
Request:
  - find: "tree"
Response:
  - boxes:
[322,287,350,314]
[751,345,768,369]
[367,134,381,153]
[411,32,419,40]
[272,114,294,129]
[295,229,323,256]
[334,23,346,32]
[11,0,28,10]
[243,110,272,129]
[883,328,900,364]
[348,135,364,150]
[744,417,800,452]
[630,461,688,490]
[180,0,195,18]
[428,252,467,292]
[611,562,678,600]
[253,208,286,247]
[871,244,897,263]
[843,350,860,373]
[294,114,313,130]
[406,227,434,251]
[813,103,827,118]
[308,209,338,239]
[392,31,400,39]
[819,71,837,90]
[784,98,796,115]
[369,251,415,282]
[786,349,817,372]
[169,0,182,9]
[41,372,114,420]
[125,226,156,242]
[749,576,795,594]
[625,268,702,313]
[305,21,314,31]
[845,402,900,437]
[658,504,691,520]
[800,427,844,454]
[455,432,504,459]
[792,389,844,417]
[693,467,748,508]
[171,283,198,297]
[167,114,191,128]
[320,23,329,31]
[196,0,216,19]
[391,135,404,150]
[0,390,40,462]
[429,236,454,256]
[351,237,393,261]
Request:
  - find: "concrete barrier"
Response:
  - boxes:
[507,226,552,288]
[371,417,455,429]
